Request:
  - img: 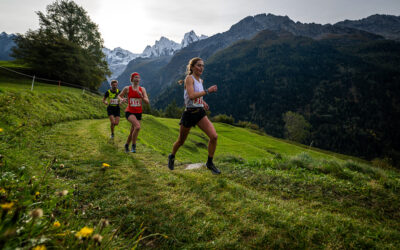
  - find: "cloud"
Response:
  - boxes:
[1,0,399,52]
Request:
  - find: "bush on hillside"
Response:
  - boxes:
[143,103,162,117]
[211,114,235,125]
[371,157,394,170]
[283,111,311,144]
[235,120,261,131]
[164,100,184,118]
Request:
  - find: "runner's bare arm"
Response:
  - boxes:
[186,76,217,99]
[102,96,108,105]
[118,87,128,103]
[203,100,209,111]
[141,87,150,104]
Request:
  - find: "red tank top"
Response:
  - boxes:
[125,86,143,113]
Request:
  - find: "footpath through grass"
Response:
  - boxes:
[2,115,400,249]
[1,82,400,249]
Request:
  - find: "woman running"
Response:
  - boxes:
[118,72,149,153]
[168,57,220,174]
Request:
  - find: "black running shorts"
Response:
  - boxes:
[125,111,142,121]
[107,106,120,117]
[180,108,206,128]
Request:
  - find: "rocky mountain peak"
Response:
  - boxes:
[181,30,208,48]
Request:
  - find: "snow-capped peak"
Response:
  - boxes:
[102,47,139,80]
[141,31,209,58]
[142,36,181,58]
[102,31,210,80]
[103,47,139,64]
[181,30,208,48]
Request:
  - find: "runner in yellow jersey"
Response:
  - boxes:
[102,80,120,139]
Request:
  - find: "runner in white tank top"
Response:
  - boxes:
[184,75,204,108]
[168,57,221,174]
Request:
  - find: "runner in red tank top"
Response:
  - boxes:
[118,72,149,153]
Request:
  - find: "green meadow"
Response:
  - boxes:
[1,73,400,249]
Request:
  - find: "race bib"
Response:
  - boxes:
[193,97,203,105]
[110,99,119,105]
[129,98,141,107]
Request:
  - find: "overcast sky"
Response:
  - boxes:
[0,0,399,53]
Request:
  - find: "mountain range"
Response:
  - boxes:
[142,31,208,58]
[336,14,400,41]
[99,30,207,92]
[119,13,399,98]
[148,13,400,164]
[102,47,139,80]
[0,32,16,60]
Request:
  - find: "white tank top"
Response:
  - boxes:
[184,75,204,108]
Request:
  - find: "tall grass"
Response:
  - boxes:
[1,81,400,248]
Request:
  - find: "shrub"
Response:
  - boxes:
[211,114,234,125]
[371,157,394,170]
[164,100,184,118]
[235,120,261,131]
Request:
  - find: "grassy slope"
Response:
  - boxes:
[1,79,400,249]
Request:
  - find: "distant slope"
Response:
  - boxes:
[105,14,399,99]
[0,32,16,60]
[336,14,400,41]
[116,55,173,96]
[143,13,383,98]
[154,29,400,164]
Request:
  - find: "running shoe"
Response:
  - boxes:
[131,144,136,153]
[124,144,129,153]
[206,162,221,174]
[168,154,175,170]
[110,133,114,139]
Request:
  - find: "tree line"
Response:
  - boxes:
[11,0,110,90]
[154,30,400,166]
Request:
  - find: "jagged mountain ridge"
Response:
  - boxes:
[141,36,181,58]
[149,13,387,98]
[101,30,207,93]
[102,47,140,80]
[181,30,208,48]
[141,31,208,58]
[335,14,400,41]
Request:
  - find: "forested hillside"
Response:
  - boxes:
[154,30,400,164]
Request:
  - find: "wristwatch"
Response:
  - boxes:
[204,89,209,95]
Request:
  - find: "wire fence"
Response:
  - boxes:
[0,65,101,96]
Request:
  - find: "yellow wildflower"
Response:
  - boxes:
[1,202,14,211]
[35,191,40,197]
[0,128,3,132]
[102,163,110,168]
[75,226,94,238]
[33,245,46,250]
[53,221,61,227]
[0,188,6,194]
